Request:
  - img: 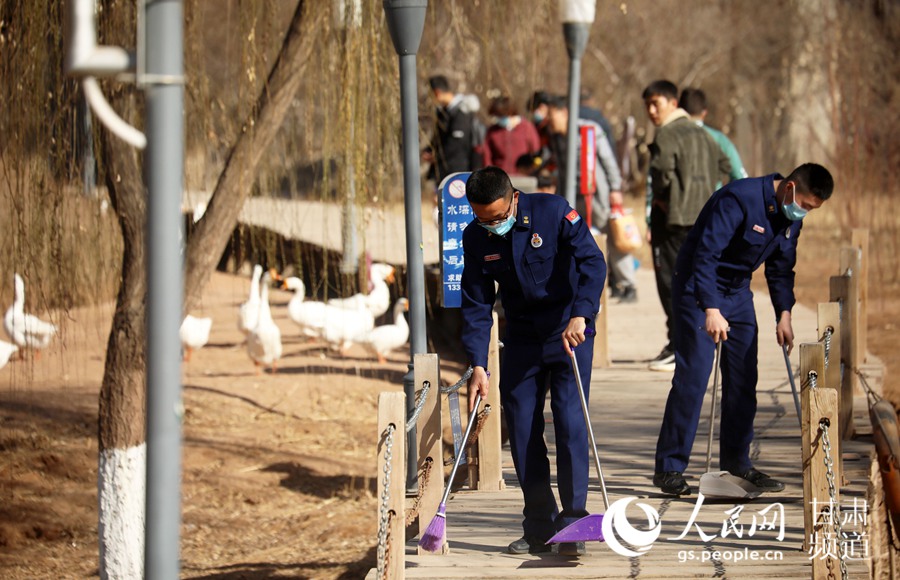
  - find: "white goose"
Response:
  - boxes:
[237,264,264,337]
[0,340,18,369]
[363,298,409,364]
[326,263,395,318]
[281,276,375,353]
[246,272,282,373]
[180,314,213,362]
[3,273,58,356]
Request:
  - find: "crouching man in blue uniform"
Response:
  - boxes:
[461,166,607,556]
[653,163,834,496]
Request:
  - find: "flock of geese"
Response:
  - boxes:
[0,273,59,369]
[0,266,410,374]
[180,262,410,374]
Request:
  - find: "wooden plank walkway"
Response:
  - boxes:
[381,268,875,579]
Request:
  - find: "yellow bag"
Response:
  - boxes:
[609,210,643,253]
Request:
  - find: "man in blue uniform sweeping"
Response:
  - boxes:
[653,163,834,496]
[460,166,606,555]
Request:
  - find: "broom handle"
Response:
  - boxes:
[439,393,483,507]
[705,341,722,473]
[782,343,802,428]
[568,343,609,510]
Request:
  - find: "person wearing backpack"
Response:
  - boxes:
[423,75,484,184]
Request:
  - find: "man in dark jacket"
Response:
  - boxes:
[423,75,483,184]
[653,163,833,496]
[461,167,606,557]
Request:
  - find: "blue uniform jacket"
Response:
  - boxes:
[674,173,800,318]
[460,193,606,369]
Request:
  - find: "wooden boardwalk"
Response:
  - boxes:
[381,268,876,579]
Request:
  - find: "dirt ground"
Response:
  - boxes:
[0,226,896,579]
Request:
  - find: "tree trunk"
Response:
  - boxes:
[93,1,320,574]
[97,98,148,579]
[183,0,320,314]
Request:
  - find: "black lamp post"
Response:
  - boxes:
[383,0,428,492]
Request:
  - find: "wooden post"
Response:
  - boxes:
[413,354,446,555]
[800,343,840,574]
[476,311,504,491]
[817,303,848,440]
[840,247,861,396]
[377,392,406,578]
[851,229,868,364]
[592,233,610,368]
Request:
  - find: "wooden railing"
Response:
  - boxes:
[802,228,870,579]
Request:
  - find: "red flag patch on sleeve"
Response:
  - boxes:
[566,209,581,224]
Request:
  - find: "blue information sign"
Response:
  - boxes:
[439,172,472,308]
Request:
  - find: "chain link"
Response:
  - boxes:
[820,419,849,580]
[823,327,833,371]
[465,405,493,450]
[809,370,819,390]
[405,457,433,526]
[441,366,474,394]
[406,381,431,433]
[376,424,395,580]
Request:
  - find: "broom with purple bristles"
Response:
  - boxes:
[418,393,483,552]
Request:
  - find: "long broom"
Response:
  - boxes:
[418,393,483,552]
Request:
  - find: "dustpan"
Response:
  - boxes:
[547,336,609,544]
[699,340,761,500]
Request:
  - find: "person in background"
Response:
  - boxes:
[461,166,606,557]
[579,87,616,154]
[653,163,833,496]
[679,87,748,185]
[642,79,731,371]
[422,74,483,185]
[483,95,541,176]
[548,96,637,302]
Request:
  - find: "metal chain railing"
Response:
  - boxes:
[820,417,849,580]
[440,366,474,394]
[406,381,432,433]
[405,457,433,526]
[465,405,493,450]
[376,424,395,580]
[823,326,833,371]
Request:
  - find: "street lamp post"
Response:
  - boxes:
[383,0,428,493]
[560,0,596,207]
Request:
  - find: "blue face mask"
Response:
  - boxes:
[496,116,511,129]
[480,214,516,236]
[781,186,808,221]
[533,112,545,123]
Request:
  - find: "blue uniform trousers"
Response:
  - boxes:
[655,282,759,475]
[500,335,594,540]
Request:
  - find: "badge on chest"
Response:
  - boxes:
[531,233,543,248]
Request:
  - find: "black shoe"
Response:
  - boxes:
[618,287,637,303]
[609,286,624,299]
[728,467,785,492]
[507,536,552,555]
[558,541,586,556]
[653,471,692,495]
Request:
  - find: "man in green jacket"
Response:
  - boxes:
[643,79,731,372]
[680,87,748,186]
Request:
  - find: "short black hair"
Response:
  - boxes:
[428,75,451,92]
[466,166,514,205]
[679,87,707,116]
[786,163,834,201]
[527,90,552,112]
[642,79,679,101]
[546,94,568,109]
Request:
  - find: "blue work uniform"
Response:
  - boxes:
[461,192,606,541]
[656,174,800,475]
